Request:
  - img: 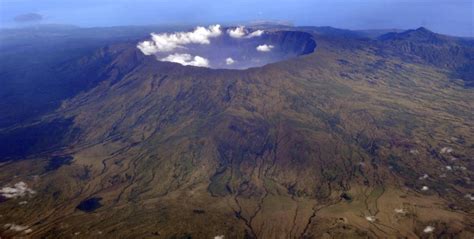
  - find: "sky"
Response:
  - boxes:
[0,0,472,37]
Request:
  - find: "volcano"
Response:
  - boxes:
[0,25,473,238]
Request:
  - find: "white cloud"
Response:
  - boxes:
[256,44,274,52]
[418,174,429,180]
[409,149,419,154]
[440,147,453,154]
[228,26,246,38]
[423,226,435,233]
[137,24,222,55]
[214,236,224,239]
[4,223,29,232]
[225,57,235,65]
[247,30,264,38]
[454,165,466,170]
[161,53,209,67]
[0,182,35,199]
[394,208,406,214]
[465,194,474,201]
[227,27,265,38]
[421,186,429,191]
[365,216,376,222]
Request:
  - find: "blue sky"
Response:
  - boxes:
[0,0,472,37]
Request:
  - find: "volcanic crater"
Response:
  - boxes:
[137,25,316,69]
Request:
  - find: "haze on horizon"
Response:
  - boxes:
[0,0,473,37]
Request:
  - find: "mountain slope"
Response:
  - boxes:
[0,28,473,238]
[378,27,474,87]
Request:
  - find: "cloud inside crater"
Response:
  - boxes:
[227,26,264,38]
[228,26,246,38]
[225,57,235,65]
[256,44,274,52]
[137,24,277,68]
[161,53,209,67]
[137,24,222,55]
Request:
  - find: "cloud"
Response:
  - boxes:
[0,182,35,199]
[418,174,429,180]
[365,216,376,222]
[4,223,30,232]
[227,26,265,38]
[138,24,272,69]
[214,236,224,239]
[440,147,453,154]
[225,57,235,65]
[161,53,209,67]
[394,208,406,214]
[465,194,474,201]
[453,165,466,170]
[228,26,246,38]
[423,226,435,233]
[137,24,222,55]
[256,44,274,52]
[248,30,264,38]
[14,13,43,23]
[409,149,419,154]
